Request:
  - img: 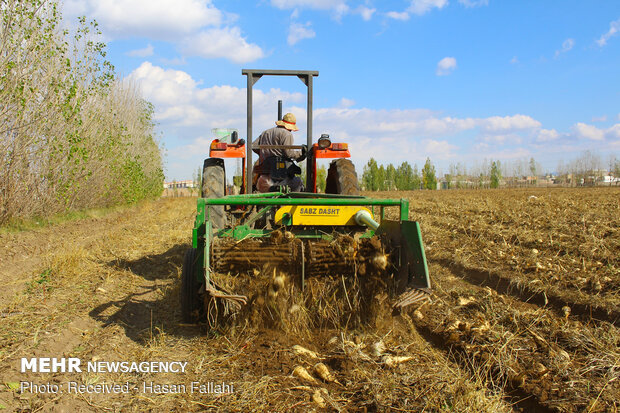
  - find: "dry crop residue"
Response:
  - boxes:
[0,196,509,412]
[1,188,617,412]
[375,187,619,413]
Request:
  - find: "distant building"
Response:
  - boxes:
[163,180,196,189]
[602,175,619,184]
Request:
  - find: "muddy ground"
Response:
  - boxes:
[0,188,618,412]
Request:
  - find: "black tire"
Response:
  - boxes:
[201,158,226,229]
[181,248,201,322]
[325,159,360,195]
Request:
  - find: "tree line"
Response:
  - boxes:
[362,158,438,191]
[0,0,164,225]
[360,151,619,191]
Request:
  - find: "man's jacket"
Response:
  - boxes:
[252,126,301,173]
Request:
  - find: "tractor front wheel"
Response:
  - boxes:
[325,158,360,195]
[181,248,201,322]
[201,158,226,228]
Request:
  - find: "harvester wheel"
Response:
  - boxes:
[181,248,201,323]
[325,158,360,195]
[201,158,226,228]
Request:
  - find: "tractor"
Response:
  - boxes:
[181,69,430,326]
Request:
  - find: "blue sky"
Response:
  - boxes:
[62,0,620,179]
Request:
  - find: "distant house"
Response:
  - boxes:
[602,175,620,184]
[163,180,196,189]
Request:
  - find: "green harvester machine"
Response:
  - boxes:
[181,70,431,324]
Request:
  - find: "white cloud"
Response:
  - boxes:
[408,0,448,15]
[562,38,575,51]
[596,18,620,47]
[271,0,345,10]
[537,128,560,142]
[510,56,519,64]
[169,137,214,160]
[355,6,376,21]
[481,134,522,145]
[128,62,304,129]
[573,123,605,141]
[312,108,479,139]
[311,108,545,150]
[64,0,223,39]
[554,38,574,57]
[423,139,458,158]
[129,62,198,108]
[182,27,264,63]
[386,0,447,20]
[475,147,531,160]
[126,44,154,57]
[458,0,489,7]
[479,114,541,132]
[386,11,410,21]
[62,0,263,64]
[287,22,316,45]
[339,98,355,108]
[436,57,457,76]
[591,115,607,122]
[606,124,620,139]
[270,0,349,19]
[474,142,490,151]
[568,122,620,141]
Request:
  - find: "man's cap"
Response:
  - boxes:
[275,112,299,131]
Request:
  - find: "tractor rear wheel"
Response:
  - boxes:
[181,248,201,323]
[201,158,226,228]
[325,159,360,195]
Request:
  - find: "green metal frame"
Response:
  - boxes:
[192,192,429,290]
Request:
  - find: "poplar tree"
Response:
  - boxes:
[490,160,502,188]
[422,158,437,190]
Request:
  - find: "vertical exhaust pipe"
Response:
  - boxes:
[278,100,282,121]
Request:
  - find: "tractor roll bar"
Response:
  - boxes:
[242,69,319,192]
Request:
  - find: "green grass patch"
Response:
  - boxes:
[4,382,19,392]
[0,201,145,234]
[25,269,53,294]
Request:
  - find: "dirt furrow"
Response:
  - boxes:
[371,188,619,327]
[433,256,620,326]
[411,259,619,412]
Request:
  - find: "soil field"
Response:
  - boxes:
[0,188,618,412]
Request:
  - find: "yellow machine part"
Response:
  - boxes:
[274,205,373,226]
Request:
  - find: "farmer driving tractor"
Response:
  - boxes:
[252,112,307,192]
